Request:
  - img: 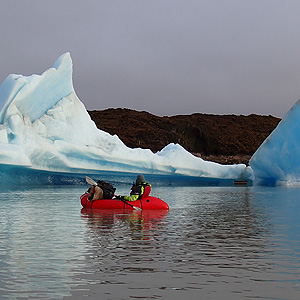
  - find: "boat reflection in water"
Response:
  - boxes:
[81,208,169,241]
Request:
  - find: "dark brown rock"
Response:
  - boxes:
[88,108,280,165]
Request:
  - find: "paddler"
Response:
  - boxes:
[115,174,151,201]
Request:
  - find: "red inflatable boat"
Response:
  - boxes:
[80,193,169,210]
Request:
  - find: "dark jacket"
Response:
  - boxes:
[123,182,151,202]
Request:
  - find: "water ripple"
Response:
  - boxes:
[1,186,300,299]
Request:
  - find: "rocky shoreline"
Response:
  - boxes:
[88,108,280,165]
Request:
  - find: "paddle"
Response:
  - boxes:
[86,176,97,186]
[85,176,142,211]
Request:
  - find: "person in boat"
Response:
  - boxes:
[115,174,151,202]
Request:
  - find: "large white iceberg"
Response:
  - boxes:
[0,53,249,185]
[250,100,300,186]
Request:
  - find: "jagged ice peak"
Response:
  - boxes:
[0,53,254,184]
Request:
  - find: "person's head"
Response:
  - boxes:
[136,174,145,185]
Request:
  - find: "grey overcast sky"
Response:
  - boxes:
[1,0,300,118]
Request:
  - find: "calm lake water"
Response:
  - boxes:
[0,183,300,300]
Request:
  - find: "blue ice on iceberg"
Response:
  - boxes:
[250,100,300,186]
[0,53,250,185]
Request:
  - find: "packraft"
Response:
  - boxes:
[80,193,169,210]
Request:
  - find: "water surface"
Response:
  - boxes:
[0,184,299,299]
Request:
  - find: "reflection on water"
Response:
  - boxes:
[0,185,300,299]
[81,208,168,241]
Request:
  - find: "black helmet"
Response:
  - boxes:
[136,174,145,184]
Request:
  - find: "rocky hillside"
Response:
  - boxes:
[88,108,281,165]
